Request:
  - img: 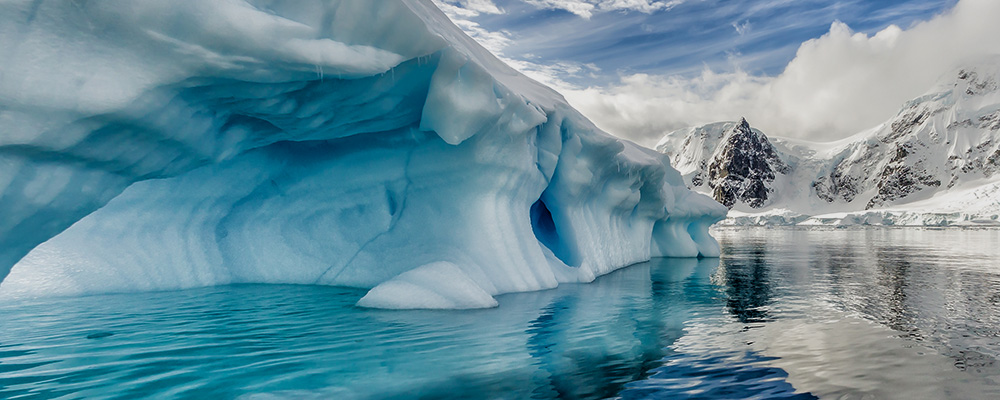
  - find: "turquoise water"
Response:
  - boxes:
[2,228,1000,399]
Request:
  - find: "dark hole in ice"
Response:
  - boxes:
[386,188,398,216]
[530,198,575,267]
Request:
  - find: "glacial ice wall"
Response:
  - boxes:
[0,0,726,308]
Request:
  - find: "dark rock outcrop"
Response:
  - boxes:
[705,119,789,208]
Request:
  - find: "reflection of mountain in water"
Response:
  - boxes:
[714,237,775,324]
[612,256,821,400]
[714,228,1000,381]
[872,246,917,336]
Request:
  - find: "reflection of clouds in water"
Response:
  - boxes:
[750,316,997,399]
[712,228,1000,393]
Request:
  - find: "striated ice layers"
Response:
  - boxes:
[0,0,725,308]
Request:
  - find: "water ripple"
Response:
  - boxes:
[1,229,1000,398]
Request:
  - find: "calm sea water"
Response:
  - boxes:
[2,228,1000,399]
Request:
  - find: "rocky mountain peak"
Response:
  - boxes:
[737,117,751,131]
[704,119,790,209]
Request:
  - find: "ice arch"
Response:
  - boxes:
[0,0,725,308]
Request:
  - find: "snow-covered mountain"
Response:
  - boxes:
[656,61,1000,226]
[0,0,725,307]
[656,118,791,209]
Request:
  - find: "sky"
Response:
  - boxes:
[433,0,1000,146]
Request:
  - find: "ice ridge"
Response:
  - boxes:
[0,0,726,308]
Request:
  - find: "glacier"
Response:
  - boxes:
[0,0,725,308]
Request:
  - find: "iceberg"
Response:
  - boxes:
[0,0,725,307]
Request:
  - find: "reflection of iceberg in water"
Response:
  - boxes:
[520,257,717,399]
[0,258,729,399]
[350,257,722,399]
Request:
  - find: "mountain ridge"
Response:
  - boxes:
[655,60,1000,226]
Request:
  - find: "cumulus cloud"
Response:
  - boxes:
[554,69,770,144]
[439,0,1000,146]
[560,0,1000,144]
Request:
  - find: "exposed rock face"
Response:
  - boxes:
[656,118,790,209]
[865,144,942,209]
[813,167,861,203]
[829,66,999,210]
[705,119,789,208]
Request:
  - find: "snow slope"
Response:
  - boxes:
[0,0,725,307]
[656,60,1000,226]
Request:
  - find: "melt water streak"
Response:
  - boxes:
[2,228,1000,399]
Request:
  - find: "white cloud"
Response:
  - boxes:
[732,19,751,36]
[438,0,1000,145]
[523,0,596,18]
[508,58,602,88]
[433,0,511,55]
[434,0,603,84]
[596,0,683,14]
[522,0,682,19]
[560,0,1000,144]
[434,0,504,16]
[461,0,504,14]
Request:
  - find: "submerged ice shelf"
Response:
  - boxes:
[0,0,726,308]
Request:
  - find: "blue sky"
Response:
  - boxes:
[446,0,956,84]
[434,0,1000,145]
